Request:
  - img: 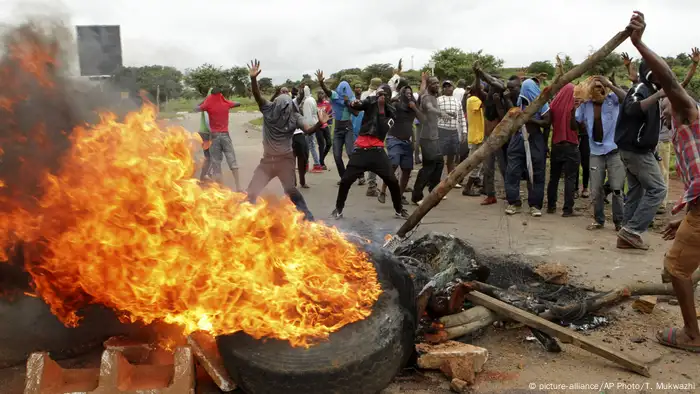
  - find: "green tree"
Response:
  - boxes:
[113,65,183,104]
[339,74,364,88]
[562,55,575,72]
[184,64,227,96]
[332,68,362,80]
[527,61,555,77]
[361,63,394,84]
[586,52,623,76]
[426,48,503,82]
[223,66,250,96]
[258,77,274,92]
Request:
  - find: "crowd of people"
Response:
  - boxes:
[193,12,700,352]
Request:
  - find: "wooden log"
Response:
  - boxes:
[466,291,651,377]
[440,306,495,328]
[396,29,631,238]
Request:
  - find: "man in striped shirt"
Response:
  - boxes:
[627,11,700,353]
[437,81,467,180]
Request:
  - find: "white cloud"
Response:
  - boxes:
[1,0,698,83]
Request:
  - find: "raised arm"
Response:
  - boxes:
[247,59,268,108]
[315,70,333,98]
[599,76,627,103]
[475,67,505,91]
[621,52,639,84]
[471,65,489,102]
[680,47,699,88]
[419,72,428,95]
[628,11,696,122]
[299,110,330,135]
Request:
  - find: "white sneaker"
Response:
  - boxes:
[454,184,463,189]
[530,207,542,217]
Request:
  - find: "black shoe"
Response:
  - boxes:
[546,207,556,214]
[395,209,409,219]
[322,165,328,170]
[330,209,343,219]
[401,196,409,206]
[562,211,580,217]
[378,192,386,204]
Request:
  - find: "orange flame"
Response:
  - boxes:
[1,104,382,347]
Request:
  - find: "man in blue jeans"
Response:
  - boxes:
[614,60,667,250]
[315,70,355,183]
[576,76,628,231]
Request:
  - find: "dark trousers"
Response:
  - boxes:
[482,144,507,198]
[246,153,314,221]
[336,148,402,213]
[576,133,590,190]
[333,120,355,177]
[505,131,546,208]
[200,149,212,181]
[412,139,444,203]
[316,126,332,166]
[292,133,309,186]
[547,142,581,213]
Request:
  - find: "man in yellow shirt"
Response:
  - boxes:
[462,89,486,196]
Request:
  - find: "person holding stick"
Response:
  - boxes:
[626,10,700,353]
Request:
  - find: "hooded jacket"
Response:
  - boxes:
[614,60,661,153]
[350,84,396,141]
[301,86,318,127]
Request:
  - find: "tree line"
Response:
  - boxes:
[110,47,700,103]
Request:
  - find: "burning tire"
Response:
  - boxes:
[217,244,417,394]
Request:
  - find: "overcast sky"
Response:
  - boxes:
[1,0,699,83]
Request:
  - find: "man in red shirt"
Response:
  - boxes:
[194,87,242,191]
[546,83,581,217]
[331,84,408,219]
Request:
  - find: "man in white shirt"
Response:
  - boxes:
[453,79,467,112]
[301,85,322,173]
[437,80,467,180]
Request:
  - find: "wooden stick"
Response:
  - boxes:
[396,29,631,237]
[466,291,651,377]
[439,306,495,328]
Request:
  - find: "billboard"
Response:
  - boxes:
[76,25,123,77]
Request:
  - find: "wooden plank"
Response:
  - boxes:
[466,291,651,377]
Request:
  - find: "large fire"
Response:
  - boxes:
[0,25,381,347]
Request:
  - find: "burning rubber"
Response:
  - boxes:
[216,242,417,394]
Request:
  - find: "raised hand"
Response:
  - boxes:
[421,71,429,82]
[315,69,325,83]
[394,58,403,75]
[691,47,700,64]
[662,219,682,240]
[621,52,632,66]
[627,11,646,46]
[248,59,261,78]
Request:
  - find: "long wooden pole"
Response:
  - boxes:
[396,30,631,238]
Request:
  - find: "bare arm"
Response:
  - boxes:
[476,68,505,91]
[421,95,443,116]
[627,12,696,122]
[622,53,639,83]
[315,70,333,98]
[528,111,551,127]
[250,76,268,108]
[680,62,697,88]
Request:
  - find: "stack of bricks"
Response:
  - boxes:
[23,332,235,394]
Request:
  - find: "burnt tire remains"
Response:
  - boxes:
[217,243,417,394]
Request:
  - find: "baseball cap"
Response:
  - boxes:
[442,80,454,87]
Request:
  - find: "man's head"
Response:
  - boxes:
[639,59,660,89]
[590,77,607,103]
[401,85,414,101]
[507,76,521,96]
[317,90,325,102]
[291,87,298,99]
[442,80,454,96]
[427,77,440,95]
[369,78,382,91]
[354,83,363,97]
[211,87,222,95]
[457,79,467,89]
[280,87,290,96]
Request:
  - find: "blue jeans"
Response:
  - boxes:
[619,150,666,234]
[306,134,320,165]
[333,120,355,177]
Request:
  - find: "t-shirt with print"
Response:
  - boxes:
[467,96,485,144]
[260,103,307,156]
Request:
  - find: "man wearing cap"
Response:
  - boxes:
[437,80,467,183]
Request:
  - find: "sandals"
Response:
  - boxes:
[656,327,700,353]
